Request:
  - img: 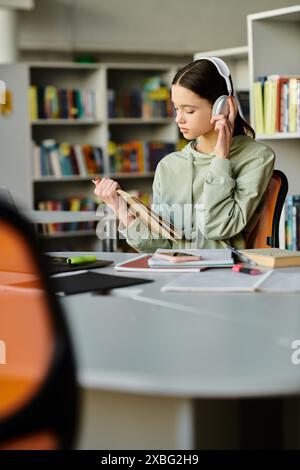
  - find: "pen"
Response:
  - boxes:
[223,243,257,266]
[232,264,261,275]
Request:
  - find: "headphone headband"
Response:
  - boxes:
[196,56,233,95]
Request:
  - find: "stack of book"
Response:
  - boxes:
[115,249,234,273]
[285,194,300,250]
[33,140,103,177]
[36,196,98,235]
[108,140,176,173]
[252,75,300,134]
[29,85,97,120]
[240,248,300,267]
[107,75,173,119]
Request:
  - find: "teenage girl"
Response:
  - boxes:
[93,58,275,252]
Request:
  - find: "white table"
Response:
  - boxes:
[50,251,300,450]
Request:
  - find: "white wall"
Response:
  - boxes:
[18,0,300,55]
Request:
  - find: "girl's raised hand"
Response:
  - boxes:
[211,96,238,159]
[92,177,121,213]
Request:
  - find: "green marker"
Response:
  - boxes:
[67,255,97,265]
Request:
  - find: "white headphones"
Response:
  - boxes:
[196,56,244,118]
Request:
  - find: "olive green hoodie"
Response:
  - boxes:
[119,135,275,252]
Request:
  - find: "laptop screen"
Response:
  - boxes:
[0,187,17,211]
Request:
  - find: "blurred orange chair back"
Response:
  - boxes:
[0,201,78,449]
[244,169,288,249]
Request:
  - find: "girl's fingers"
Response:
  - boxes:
[105,180,117,197]
[214,119,229,133]
[211,114,226,124]
[218,124,227,139]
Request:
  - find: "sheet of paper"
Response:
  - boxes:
[257,269,300,292]
[161,269,272,292]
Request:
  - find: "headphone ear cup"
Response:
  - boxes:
[212,95,229,117]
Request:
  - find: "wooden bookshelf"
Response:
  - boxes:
[0,61,181,251]
[31,119,102,125]
[107,118,174,125]
[248,5,300,248]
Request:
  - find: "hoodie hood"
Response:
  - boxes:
[181,135,253,160]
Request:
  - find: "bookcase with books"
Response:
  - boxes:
[105,63,180,251]
[248,5,300,250]
[28,62,106,251]
[0,61,182,252]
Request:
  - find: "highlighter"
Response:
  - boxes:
[67,255,97,265]
[232,264,261,275]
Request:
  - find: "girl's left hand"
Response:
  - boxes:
[211,96,238,159]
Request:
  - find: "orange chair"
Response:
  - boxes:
[244,169,288,249]
[0,201,79,449]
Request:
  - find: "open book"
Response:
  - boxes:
[117,189,183,243]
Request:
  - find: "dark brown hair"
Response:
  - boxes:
[172,59,255,139]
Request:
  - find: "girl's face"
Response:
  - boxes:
[171,84,214,140]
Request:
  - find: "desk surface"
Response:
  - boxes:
[51,251,300,399]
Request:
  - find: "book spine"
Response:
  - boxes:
[285,195,293,250]
[289,78,298,132]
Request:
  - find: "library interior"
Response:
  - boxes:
[0,0,300,453]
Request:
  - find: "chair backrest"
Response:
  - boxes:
[0,201,78,449]
[245,169,288,249]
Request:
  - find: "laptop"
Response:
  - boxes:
[0,186,18,211]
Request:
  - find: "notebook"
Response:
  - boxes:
[13,271,153,295]
[44,255,113,275]
[161,269,273,292]
[115,254,206,273]
[149,248,234,268]
[53,271,153,295]
[239,248,300,268]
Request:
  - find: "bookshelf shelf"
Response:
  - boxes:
[193,46,249,92]
[109,172,155,179]
[40,230,97,239]
[194,46,248,61]
[256,133,300,141]
[33,175,104,182]
[23,210,108,223]
[107,118,174,125]
[248,5,300,249]
[33,172,155,182]
[31,119,102,125]
[27,62,101,70]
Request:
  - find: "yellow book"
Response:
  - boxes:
[252,82,264,134]
[240,248,300,268]
[28,85,38,121]
[148,88,170,101]
[264,80,277,134]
